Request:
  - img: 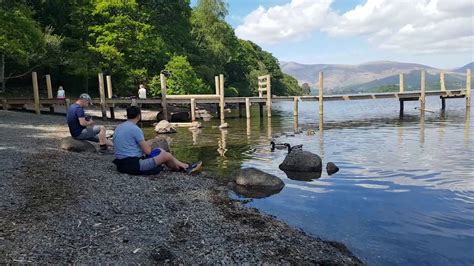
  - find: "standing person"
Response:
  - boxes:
[113,106,202,175]
[66,93,113,154]
[57,86,65,99]
[138,84,147,99]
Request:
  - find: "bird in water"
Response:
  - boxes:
[286,144,303,153]
[270,141,290,152]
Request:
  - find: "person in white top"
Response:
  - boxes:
[57,86,65,99]
[138,84,146,99]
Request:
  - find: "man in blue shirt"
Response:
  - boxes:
[113,106,202,175]
[66,93,112,153]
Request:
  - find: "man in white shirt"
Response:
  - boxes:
[138,84,146,99]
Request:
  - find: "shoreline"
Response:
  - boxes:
[0,110,362,264]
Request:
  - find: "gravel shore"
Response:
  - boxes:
[0,110,363,264]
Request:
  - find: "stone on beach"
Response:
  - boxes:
[60,136,96,153]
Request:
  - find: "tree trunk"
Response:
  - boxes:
[1,54,5,92]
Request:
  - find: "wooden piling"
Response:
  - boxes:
[131,98,138,107]
[266,74,272,117]
[441,98,446,110]
[65,99,70,116]
[160,73,168,120]
[190,98,196,122]
[259,103,264,117]
[46,74,54,112]
[238,103,244,118]
[219,74,225,125]
[1,98,8,110]
[293,96,299,116]
[106,75,115,119]
[399,73,404,93]
[399,99,404,117]
[420,69,426,110]
[215,76,220,95]
[440,72,446,91]
[32,72,40,114]
[319,72,324,116]
[467,69,471,107]
[245,97,250,119]
[98,73,107,119]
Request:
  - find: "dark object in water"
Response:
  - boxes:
[282,170,322,181]
[286,144,303,153]
[326,162,339,175]
[270,141,290,152]
[279,150,322,172]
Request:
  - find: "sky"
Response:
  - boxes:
[192,0,474,69]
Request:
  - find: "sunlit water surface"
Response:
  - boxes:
[143,96,473,265]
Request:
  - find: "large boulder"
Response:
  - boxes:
[279,150,322,172]
[146,137,170,152]
[60,137,96,153]
[232,168,284,198]
[154,120,176,134]
[281,170,322,181]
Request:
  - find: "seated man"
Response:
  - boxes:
[112,106,202,175]
[66,93,113,154]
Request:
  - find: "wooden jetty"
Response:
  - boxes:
[1,69,471,125]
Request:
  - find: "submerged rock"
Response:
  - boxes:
[232,168,285,198]
[326,162,339,175]
[279,150,322,172]
[282,170,322,181]
[60,137,96,153]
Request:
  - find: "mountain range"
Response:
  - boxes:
[280,61,472,94]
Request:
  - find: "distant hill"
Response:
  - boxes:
[280,60,471,94]
[453,62,473,73]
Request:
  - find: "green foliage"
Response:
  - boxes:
[164,55,209,95]
[301,83,311,95]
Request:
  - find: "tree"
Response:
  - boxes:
[0,3,44,92]
[302,83,311,95]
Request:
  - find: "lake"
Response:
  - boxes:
[143,96,473,265]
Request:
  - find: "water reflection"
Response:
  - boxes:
[420,111,425,144]
[232,184,284,199]
[189,127,201,145]
[294,115,299,133]
[465,107,471,144]
[282,170,322,181]
[217,129,228,157]
[246,118,251,137]
[267,117,272,139]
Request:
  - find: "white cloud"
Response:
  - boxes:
[235,0,336,44]
[235,0,474,54]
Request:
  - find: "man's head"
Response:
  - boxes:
[78,93,92,106]
[126,106,141,121]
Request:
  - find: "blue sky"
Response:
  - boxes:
[191,0,474,69]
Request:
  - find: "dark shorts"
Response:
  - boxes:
[75,126,101,142]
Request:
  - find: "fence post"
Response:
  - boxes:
[399,73,404,93]
[440,72,446,91]
[106,75,114,119]
[160,73,168,120]
[190,98,196,122]
[467,69,471,108]
[32,72,40,114]
[266,74,272,117]
[245,97,251,119]
[420,69,426,110]
[98,73,107,119]
[319,72,324,116]
[46,74,54,112]
[215,76,220,95]
[219,74,225,125]
[293,96,299,116]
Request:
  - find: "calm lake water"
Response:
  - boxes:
[143,96,473,265]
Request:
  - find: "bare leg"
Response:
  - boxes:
[98,125,107,146]
[153,149,188,171]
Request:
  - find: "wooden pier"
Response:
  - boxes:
[1,69,471,124]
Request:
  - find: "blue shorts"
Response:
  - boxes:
[75,126,101,142]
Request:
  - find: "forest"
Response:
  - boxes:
[0,0,305,98]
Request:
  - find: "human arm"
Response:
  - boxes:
[78,117,94,127]
[139,140,152,156]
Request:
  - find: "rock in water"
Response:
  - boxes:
[170,112,190,122]
[154,120,177,134]
[279,150,322,172]
[232,168,285,198]
[60,137,96,153]
[326,162,339,175]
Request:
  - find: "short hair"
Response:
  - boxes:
[126,106,141,119]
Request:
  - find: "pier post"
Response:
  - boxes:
[32,72,40,114]
[238,103,244,118]
[420,69,426,110]
[190,98,196,122]
[219,74,225,125]
[399,99,404,117]
[440,72,446,91]
[160,73,168,120]
[1,98,7,110]
[259,103,264,117]
[106,75,115,119]
[46,74,54,112]
[399,73,404,93]
[293,96,299,116]
[467,69,471,107]
[215,76,220,95]
[266,74,272,117]
[319,72,324,116]
[98,73,107,119]
[245,97,251,119]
